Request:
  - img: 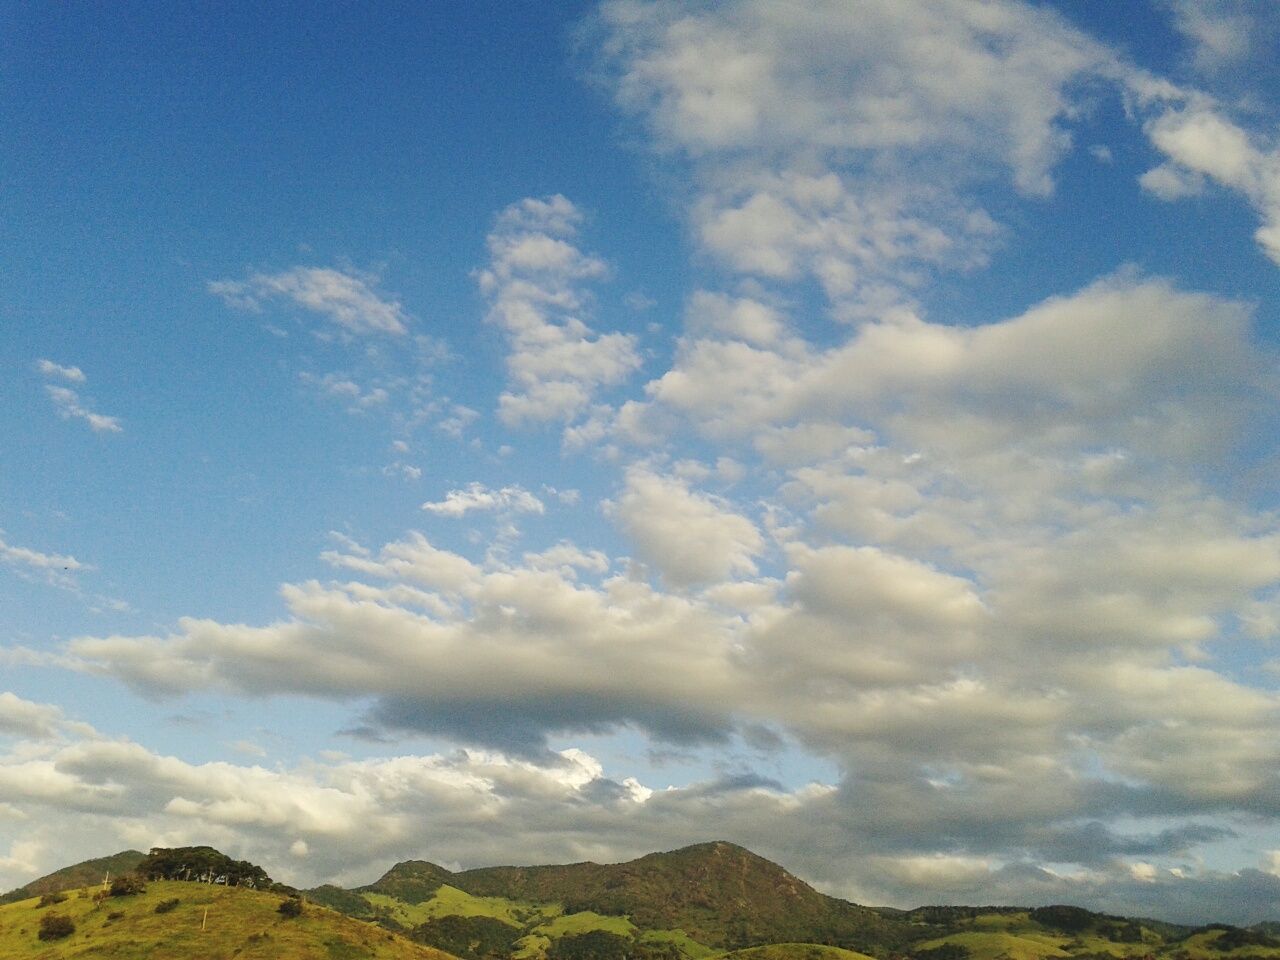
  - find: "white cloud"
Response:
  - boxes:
[0,533,86,590]
[1164,0,1255,72]
[421,483,545,518]
[611,468,764,587]
[34,359,85,383]
[1134,91,1280,265]
[594,0,1113,309]
[477,196,642,427]
[0,693,72,741]
[43,385,122,433]
[209,266,410,336]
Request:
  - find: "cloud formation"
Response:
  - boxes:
[476,196,642,426]
[209,267,411,336]
[35,362,122,433]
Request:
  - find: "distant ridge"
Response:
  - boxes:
[0,849,144,905]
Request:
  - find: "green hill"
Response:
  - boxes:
[342,842,906,955]
[0,877,458,960]
[10,842,1280,960]
[450,842,902,952]
[0,852,146,906]
[720,944,879,960]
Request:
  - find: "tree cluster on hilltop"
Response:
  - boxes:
[137,846,272,888]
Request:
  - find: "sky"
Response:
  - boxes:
[3,0,1280,926]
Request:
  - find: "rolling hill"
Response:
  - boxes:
[0,876,455,960]
[0,851,145,906]
[6,842,1280,960]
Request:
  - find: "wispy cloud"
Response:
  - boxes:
[34,359,85,383]
[421,483,545,517]
[43,386,123,433]
[0,532,84,589]
[209,266,410,336]
[35,362,122,433]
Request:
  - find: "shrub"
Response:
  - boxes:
[410,914,522,959]
[1030,905,1096,934]
[37,892,67,908]
[106,910,125,922]
[154,897,181,914]
[913,945,972,960]
[37,912,75,941]
[109,874,147,897]
[278,896,304,917]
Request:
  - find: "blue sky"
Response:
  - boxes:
[4,0,1280,924]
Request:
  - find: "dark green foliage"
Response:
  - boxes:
[1107,921,1143,943]
[139,845,271,888]
[1030,906,1098,934]
[1211,928,1280,951]
[903,906,1020,924]
[307,883,377,918]
[409,914,522,958]
[360,860,453,904]
[549,930,639,960]
[154,897,181,914]
[106,910,125,922]
[912,943,972,960]
[37,912,75,940]
[36,892,66,908]
[278,895,304,917]
[109,874,147,896]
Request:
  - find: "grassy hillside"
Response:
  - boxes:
[325,844,1280,960]
[445,841,905,953]
[17,843,1273,960]
[719,945,879,960]
[0,878,458,960]
[0,853,146,906]
[329,842,905,956]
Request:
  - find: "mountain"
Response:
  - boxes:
[0,849,145,906]
[442,841,903,952]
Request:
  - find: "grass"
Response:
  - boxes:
[363,885,560,930]
[915,930,1073,960]
[640,928,720,958]
[0,880,456,960]
[718,944,878,960]
[531,910,636,939]
[1174,931,1280,959]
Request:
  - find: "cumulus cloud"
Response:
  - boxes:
[0,707,1277,923]
[0,693,79,741]
[477,196,642,426]
[611,467,764,587]
[209,266,410,336]
[1133,88,1280,265]
[593,0,1113,311]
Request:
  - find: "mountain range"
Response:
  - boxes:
[2,842,1278,960]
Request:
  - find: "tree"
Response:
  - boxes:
[110,874,147,896]
[38,913,75,940]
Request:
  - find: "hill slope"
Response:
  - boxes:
[0,877,458,960]
[361,841,905,953]
[0,851,145,906]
